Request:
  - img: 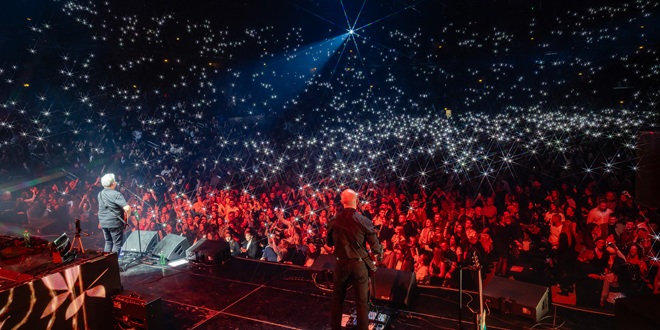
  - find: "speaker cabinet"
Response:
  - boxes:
[0,211,28,224]
[615,294,660,329]
[636,131,660,207]
[152,234,190,261]
[186,237,207,260]
[185,238,231,264]
[25,217,57,236]
[373,268,416,307]
[113,291,163,329]
[309,254,336,272]
[483,276,549,322]
[122,230,159,254]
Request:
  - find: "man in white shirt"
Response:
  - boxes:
[586,200,612,237]
[548,214,563,248]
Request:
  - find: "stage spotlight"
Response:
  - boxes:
[53,233,70,251]
[52,233,76,263]
[348,29,354,35]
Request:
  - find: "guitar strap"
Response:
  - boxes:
[335,210,372,265]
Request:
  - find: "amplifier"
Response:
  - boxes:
[113,291,163,329]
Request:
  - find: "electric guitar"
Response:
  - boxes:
[341,214,378,275]
[472,251,487,330]
[363,247,379,304]
[122,209,138,228]
[362,248,378,275]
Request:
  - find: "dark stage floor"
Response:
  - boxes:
[116,253,617,329]
[2,223,620,330]
[117,256,618,330]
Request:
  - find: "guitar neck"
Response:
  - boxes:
[473,251,486,330]
[478,267,485,329]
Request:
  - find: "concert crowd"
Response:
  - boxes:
[5,116,660,310]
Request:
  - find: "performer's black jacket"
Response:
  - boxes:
[327,208,383,259]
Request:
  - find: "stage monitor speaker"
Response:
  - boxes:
[185,238,231,264]
[153,234,190,261]
[186,237,207,259]
[0,191,12,211]
[636,131,660,208]
[27,217,59,234]
[309,254,336,272]
[122,230,159,254]
[113,291,163,329]
[483,276,549,322]
[373,268,416,307]
[0,211,28,224]
[615,294,660,329]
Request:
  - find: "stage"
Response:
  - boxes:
[0,226,625,329]
[117,253,618,329]
[117,256,621,330]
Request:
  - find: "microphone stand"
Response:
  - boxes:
[457,264,473,330]
[119,184,154,271]
[457,262,477,330]
[458,266,464,330]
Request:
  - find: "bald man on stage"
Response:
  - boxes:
[327,189,383,330]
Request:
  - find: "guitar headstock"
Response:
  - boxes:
[472,251,480,269]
